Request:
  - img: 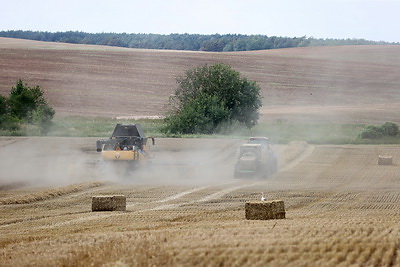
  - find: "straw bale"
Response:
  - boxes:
[245,200,285,220]
[92,195,126,211]
[378,155,393,165]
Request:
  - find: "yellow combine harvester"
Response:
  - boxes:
[96,124,154,172]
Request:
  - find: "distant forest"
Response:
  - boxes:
[0,30,397,52]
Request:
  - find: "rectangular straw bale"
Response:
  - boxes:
[378,155,393,165]
[245,200,285,220]
[92,195,126,211]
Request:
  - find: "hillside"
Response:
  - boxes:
[1,37,400,123]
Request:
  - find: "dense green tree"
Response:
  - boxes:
[0,95,7,115]
[163,94,230,134]
[0,95,8,128]
[9,80,46,120]
[1,80,55,134]
[381,122,399,136]
[162,63,262,134]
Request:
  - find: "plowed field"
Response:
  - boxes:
[1,137,399,266]
[1,38,400,124]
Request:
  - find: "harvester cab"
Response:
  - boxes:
[96,124,154,169]
[234,137,277,178]
[248,137,271,149]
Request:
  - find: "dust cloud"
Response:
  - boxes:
[96,138,245,186]
[0,137,248,188]
[0,135,315,190]
[0,137,98,187]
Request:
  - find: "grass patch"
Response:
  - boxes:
[250,122,400,144]
[251,122,365,144]
[2,116,400,145]
[48,116,164,137]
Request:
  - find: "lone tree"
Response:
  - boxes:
[162,63,262,134]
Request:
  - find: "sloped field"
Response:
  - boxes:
[1,38,400,123]
[0,137,399,266]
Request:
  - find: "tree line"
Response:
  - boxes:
[0,30,396,52]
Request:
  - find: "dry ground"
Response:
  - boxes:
[0,137,399,266]
[1,38,400,123]
[0,38,400,266]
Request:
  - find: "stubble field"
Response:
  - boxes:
[0,137,399,266]
[0,38,400,266]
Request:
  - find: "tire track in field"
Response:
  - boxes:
[126,185,211,209]
[36,185,215,229]
[144,143,315,211]
[279,144,315,172]
[35,181,254,228]
[148,181,259,211]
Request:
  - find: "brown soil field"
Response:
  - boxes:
[1,37,400,123]
[0,137,399,266]
[1,38,400,266]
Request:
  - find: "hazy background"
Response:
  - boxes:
[1,0,400,42]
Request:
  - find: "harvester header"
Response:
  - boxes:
[96,124,154,169]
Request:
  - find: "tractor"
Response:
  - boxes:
[234,137,277,178]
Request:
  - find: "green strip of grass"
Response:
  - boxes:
[250,122,400,144]
[2,116,400,145]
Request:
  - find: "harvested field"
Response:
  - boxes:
[0,137,399,266]
[0,38,400,266]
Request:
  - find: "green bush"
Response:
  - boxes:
[381,122,399,136]
[358,125,383,139]
[0,80,55,134]
[31,105,55,134]
[358,122,399,139]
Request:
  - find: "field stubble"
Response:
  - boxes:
[1,38,400,266]
[0,137,399,266]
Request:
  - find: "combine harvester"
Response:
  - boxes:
[234,137,278,179]
[96,124,155,175]
[95,123,194,178]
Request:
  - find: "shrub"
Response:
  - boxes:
[31,105,55,134]
[358,122,399,139]
[0,80,55,134]
[358,125,383,139]
[381,122,399,136]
